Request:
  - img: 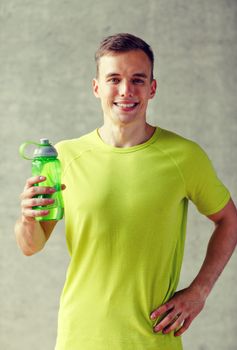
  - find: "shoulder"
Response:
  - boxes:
[55,129,97,159]
[54,129,98,174]
[158,127,207,161]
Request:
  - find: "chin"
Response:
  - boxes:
[115,113,137,123]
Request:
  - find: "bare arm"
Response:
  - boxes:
[188,197,237,298]
[150,197,237,336]
[15,217,58,256]
[14,176,65,256]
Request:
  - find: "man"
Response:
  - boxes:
[15,33,237,350]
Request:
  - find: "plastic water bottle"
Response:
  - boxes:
[19,138,64,221]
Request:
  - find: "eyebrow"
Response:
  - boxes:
[105,72,148,79]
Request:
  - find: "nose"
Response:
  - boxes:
[119,80,134,97]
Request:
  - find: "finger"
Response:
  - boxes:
[174,316,192,337]
[150,302,174,320]
[22,197,55,209]
[22,208,50,218]
[21,186,56,200]
[161,313,184,334]
[153,311,180,333]
[24,176,46,191]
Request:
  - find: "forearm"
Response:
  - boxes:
[14,217,47,256]
[189,220,237,300]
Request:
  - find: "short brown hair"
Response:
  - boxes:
[95,33,154,81]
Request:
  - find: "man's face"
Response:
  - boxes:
[92,50,157,127]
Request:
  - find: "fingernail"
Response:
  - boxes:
[150,313,156,320]
[42,210,49,215]
[39,176,45,180]
[49,188,56,193]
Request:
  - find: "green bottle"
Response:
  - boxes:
[19,139,64,221]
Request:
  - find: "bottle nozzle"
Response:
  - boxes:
[40,138,50,145]
[19,139,58,160]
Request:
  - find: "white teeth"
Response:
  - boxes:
[115,103,137,108]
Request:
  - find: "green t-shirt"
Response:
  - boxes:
[54,126,230,350]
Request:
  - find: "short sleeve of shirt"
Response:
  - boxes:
[55,141,64,167]
[181,141,230,216]
[55,140,70,177]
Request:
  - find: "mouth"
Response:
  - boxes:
[113,102,139,111]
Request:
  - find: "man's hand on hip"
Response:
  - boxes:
[150,287,206,336]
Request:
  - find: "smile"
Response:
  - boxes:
[114,102,139,108]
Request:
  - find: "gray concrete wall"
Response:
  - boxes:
[1,0,236,349]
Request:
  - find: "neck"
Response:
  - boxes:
[97,122,156,148]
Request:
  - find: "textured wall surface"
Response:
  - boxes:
[0,1,236,349]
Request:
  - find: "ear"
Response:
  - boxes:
[149,79,157,99]
[92,78,100,98]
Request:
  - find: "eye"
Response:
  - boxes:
[108,78,120,84]
[132,78,144,84]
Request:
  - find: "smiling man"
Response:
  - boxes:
[15,33,237,350]
[92,48,157,147]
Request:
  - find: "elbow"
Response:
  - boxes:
[15,234,40,256]
[22,250,34,257]
[16,240,37,256]
[20,240,43,256]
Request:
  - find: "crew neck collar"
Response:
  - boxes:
[94,126,161,153]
